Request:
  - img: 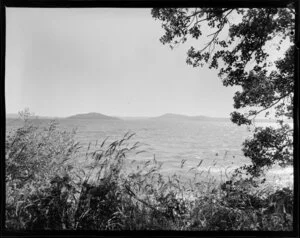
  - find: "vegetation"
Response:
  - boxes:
[5,113,293,230]
[151,6,294,177]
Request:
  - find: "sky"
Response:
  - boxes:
[5,8,263,118]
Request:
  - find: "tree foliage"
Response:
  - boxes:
[151,6,295,176]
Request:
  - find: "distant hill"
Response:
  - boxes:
[153,113,229,121]
[67,112,120,120]
[153,113,292,123]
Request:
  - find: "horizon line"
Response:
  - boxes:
[5,111,285,121]
[6,111,231,119]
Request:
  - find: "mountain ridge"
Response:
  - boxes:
[6,112,289,123]
[66,112,120,120]
[153,113,228,121]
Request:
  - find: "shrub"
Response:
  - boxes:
[6,112,80,230]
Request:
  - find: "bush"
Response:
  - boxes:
[6,112,80,230]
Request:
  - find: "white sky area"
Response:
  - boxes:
[5,8,288,118]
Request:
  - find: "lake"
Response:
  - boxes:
[6,118,293,187]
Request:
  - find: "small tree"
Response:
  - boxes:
[151,6,295,177]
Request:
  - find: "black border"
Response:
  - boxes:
[1,0,297,8]
[0,0,299,237]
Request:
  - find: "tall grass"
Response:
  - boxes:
[5,114,293,231]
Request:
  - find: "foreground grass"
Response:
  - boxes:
[5,117,293,231]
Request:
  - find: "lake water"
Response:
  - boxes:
[6,118,293,187]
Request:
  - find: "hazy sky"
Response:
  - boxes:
[6,8,248,117]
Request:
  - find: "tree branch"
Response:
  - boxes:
[247,93,292,121]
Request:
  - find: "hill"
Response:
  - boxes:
[153,113,229,121]
[66,112,120,120]
[153,113,292,123]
